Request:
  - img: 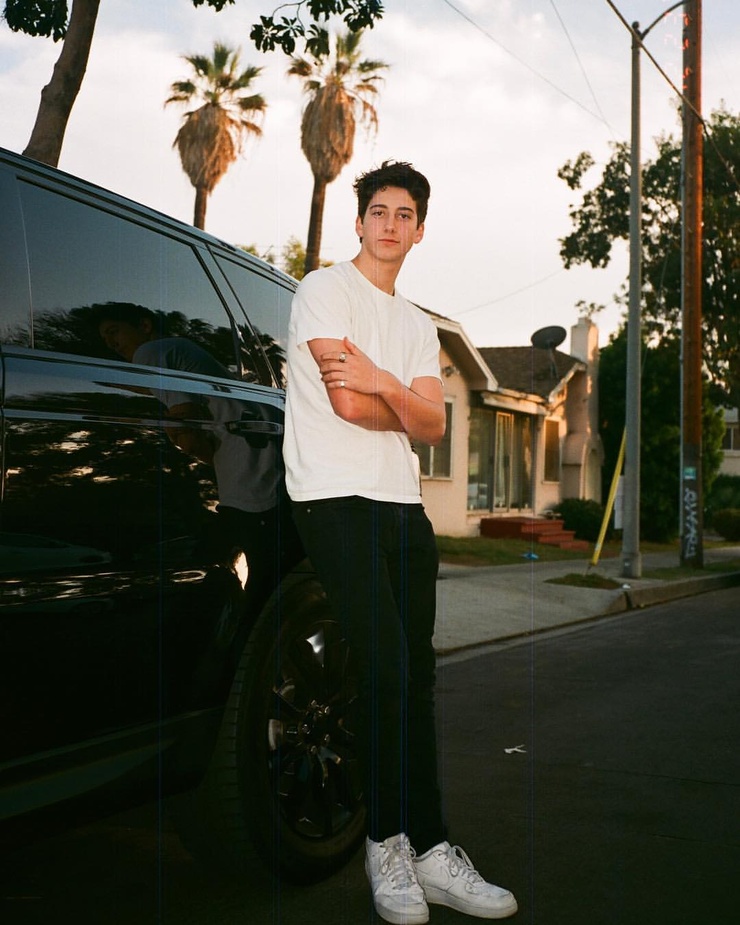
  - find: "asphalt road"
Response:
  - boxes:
[3,586,739,925]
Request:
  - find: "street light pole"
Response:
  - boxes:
[621,2,684,580]
[622,19,643,578]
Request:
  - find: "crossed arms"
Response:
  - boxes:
[307,336,446,447]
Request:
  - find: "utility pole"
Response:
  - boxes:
[621,19,644,579]
[680,0,703,567]
[621,0,684,579]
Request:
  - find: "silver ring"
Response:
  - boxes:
[340,380,346,388]
[339,352,347,363]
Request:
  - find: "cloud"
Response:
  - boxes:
[1,0,737,350]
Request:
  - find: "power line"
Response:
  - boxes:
[603,0,740,195]
[448,269,566,317]
[438,0,609,128]
[443,0,738,195]
[548,0,618,139]
[604,0,697,117]
[441,0,738,316]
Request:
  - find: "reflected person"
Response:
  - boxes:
[91,301,297,595]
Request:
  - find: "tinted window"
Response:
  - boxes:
[0,171,32,345]
[216,255,293,386]
[16,181,258,378]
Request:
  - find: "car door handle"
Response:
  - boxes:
[225,420,284,436]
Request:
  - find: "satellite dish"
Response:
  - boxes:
[530,325,566,350]
[530,325,566,379]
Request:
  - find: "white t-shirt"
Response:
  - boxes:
[283,261,441,504]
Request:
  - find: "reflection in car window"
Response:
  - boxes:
[215,255,292,386]
[0,171,32,346]
[90,313,282,515]
[13,182,266,384]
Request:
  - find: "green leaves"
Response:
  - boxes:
[4,0,384,52]
[190,0,234,10]
[598,330,725,542]
[4,0,68,41]
[559,109,740,404]
[249,1,383,56]
[556,151,594,190]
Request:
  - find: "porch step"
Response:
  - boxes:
[479,516,590,552]
[536,533,590,552]
[479,516,543,539]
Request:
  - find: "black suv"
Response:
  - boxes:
[0,147,363,881]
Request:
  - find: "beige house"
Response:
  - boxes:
[417,314,603,537]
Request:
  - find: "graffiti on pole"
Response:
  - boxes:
[683,482,699,561]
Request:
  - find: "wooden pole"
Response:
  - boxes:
[680,0,704,567]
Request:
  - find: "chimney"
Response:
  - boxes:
[570,316,598,366]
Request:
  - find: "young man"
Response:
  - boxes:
[284,161,517,923]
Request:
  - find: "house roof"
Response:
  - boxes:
[421,306,587,403]
[478,346,584,399]
[420,306,497,391]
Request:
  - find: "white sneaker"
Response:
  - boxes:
[365,833,430,924]
[414,841,518,919]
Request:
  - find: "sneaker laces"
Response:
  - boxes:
[381,835,419,891]
[443,844,486,885]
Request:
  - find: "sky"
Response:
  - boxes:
[1,0,738,352]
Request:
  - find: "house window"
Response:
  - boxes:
[544,419,560,482]
[722,421,738,451]
[468,407,493,510]
[512,415,533,508]
[418,401,453,478]
[468,408,532,511]
[493,413,513,508]
[493,412,533,510]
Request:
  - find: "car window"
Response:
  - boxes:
[0,170,32,346]
[215,255,292,386]
[15,181,266,384]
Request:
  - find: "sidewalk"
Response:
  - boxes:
[433,544,740,654]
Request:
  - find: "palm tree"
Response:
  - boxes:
[166,42,266,230]
[288,30,388,275]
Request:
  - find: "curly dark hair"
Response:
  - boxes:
[353,160,431,225]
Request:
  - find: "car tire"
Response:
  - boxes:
[171,573,365,883]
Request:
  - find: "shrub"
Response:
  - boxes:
[553,498,611,543]
[706,475,740,527]
[712,509,740,542]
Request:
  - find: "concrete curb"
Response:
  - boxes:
[435,570,740,657]
[624,570,740,610]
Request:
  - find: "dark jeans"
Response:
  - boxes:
[291,496,447,853]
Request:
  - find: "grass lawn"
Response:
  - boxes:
[435,534,740,571]
[546,572,623,589]
[642,559,740,579]
[435,534,609,567]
